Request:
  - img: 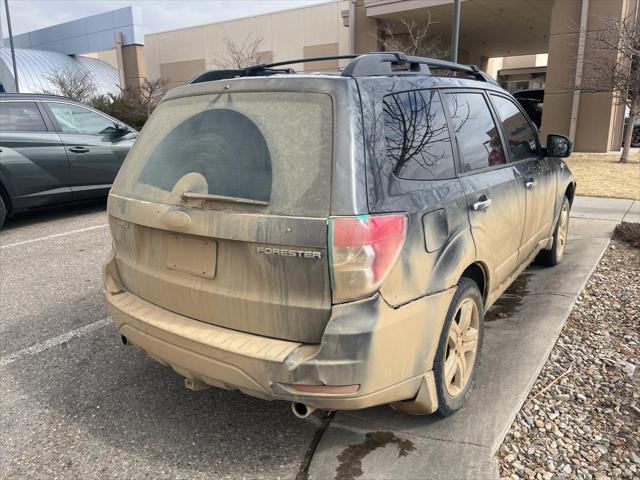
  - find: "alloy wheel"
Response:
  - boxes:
[444,298,480,397]
[556,202,570,259]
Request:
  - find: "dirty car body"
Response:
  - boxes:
[103,53,575,416]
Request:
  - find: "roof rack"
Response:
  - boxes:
[188,52,497,85]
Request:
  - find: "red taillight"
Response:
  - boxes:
[329,214,407,303]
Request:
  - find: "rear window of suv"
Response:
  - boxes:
[112,91,333,217]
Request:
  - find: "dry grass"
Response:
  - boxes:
[565,149,640,200]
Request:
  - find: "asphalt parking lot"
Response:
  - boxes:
[0,203,321,480]
[2,198,636,480]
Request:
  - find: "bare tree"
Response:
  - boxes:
[45,67,96,103]
[90,78,168,130]
[138,78,169,117]
[213,36,271,69]
[577,12,639,163]
[383,90,450,176]
[378,15,449,60]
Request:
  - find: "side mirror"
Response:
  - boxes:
[546,134,572,157]
[114,123,131,137]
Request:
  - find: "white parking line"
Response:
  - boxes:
[0,224,108,250]
[0,318,112,368]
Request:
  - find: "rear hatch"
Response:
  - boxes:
[108,86,334,343]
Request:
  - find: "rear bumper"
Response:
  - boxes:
[104,255,455,410]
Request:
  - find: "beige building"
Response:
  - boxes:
[144,1,352,89]
[130,0,636,153]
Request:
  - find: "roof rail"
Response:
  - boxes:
[189,55,360,84]
[0,92,72,100]
[188,52,497,85]
[341,52,497,84]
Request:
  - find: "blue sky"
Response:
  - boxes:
[2,0,329,36]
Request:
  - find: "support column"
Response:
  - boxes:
[121,44,146,89]
[460,50,489,70]
[541,0,633,152]
[353,0,380,54]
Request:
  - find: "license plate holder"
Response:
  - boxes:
[166,234,217,279]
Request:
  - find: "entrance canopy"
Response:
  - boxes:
[366,0,553,59]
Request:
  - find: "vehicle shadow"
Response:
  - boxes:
[5,325,317,479]
[2,199,107,232]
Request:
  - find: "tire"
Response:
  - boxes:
[536,196,570,267]
[0,195,6,231]
[433,277,485,416]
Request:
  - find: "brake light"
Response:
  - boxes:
[329,213,407,303]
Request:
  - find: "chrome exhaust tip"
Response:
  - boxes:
[291,402,316,419]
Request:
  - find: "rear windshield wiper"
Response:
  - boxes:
[181,192,269,206]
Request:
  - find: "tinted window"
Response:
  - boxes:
[112,92,333,218]
[141,109,272,202]
[48,103,116,135]
[0,102,47,132]
[445,93,505,172]
[491,95,539,162]
[383,89,455,180]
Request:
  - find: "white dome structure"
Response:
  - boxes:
[0,47,120,97]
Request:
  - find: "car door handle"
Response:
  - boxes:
[525,178,537,189]
[69,146,90,153]
[472,197,492,211]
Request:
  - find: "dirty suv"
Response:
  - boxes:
[103,53,575,417]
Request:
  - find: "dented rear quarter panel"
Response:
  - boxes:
[355,76,479,306]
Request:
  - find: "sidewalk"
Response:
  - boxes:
[308,196,638,480]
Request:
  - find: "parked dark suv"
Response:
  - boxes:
[513,88,544,128]
[103,53,575,418]
[623,116,640,147]
[0,94,136,229]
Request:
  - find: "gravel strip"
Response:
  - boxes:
[498,234,640,480]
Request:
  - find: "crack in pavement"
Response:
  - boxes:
[338,411,490,450]
[296,410,337,480]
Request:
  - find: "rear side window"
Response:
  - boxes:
[0,102,47,132]
[445,92,505,172]
[490,95,539,162]
[113,91,333,217]
[382,89,455,180]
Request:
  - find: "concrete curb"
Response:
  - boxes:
[308,197,626,480]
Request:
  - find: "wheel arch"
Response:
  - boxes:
[0,180,11,214]
[564,181,576,206]
[459,262,489,305]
